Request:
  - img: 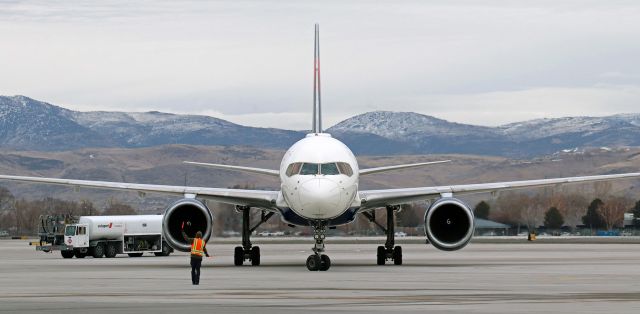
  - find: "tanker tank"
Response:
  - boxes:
[78,215,163,240]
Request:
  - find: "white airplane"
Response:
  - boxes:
[2,24,640,271]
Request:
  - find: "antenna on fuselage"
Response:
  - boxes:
[312,23,322,134]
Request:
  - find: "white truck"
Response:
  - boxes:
[37,215,173,258]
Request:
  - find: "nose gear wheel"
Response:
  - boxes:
[307,221,331,271]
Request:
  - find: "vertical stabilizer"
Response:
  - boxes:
[312,24,322,133]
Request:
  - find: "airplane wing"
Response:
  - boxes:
[183,161,279,177]
[359,160,451,176]
[0,174,279,208]
[359,172,640,209]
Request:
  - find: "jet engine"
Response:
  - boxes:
[162,198,213,252]
[424,197,475,251]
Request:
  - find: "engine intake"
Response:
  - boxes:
[424,197,474,251]
[162,198,213,252]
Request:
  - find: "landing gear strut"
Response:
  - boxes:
[233,206,274,266]
[363,205,403,265]
[306,221,331,271]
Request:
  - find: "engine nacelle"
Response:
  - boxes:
[162,198,213,252]
[424,197,475,251]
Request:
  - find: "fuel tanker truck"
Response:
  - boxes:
[36,214,174,258]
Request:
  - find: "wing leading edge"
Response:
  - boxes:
[0,174,279,209]
[183,161,280,177]
[359,172,640,209]
[359,160,451,176]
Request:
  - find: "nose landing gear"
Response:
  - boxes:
[306,222,331,271]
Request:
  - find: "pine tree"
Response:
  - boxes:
[582,198,605,230]
[631,200,640,228]
[474,201,490,220]
[544,207,564,230]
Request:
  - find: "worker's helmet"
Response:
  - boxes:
[195,231,203,238]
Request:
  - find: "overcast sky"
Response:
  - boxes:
[1,1,640,130]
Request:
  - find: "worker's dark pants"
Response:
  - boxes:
[191,257,202,285]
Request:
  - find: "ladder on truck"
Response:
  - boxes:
[35,214,78,252]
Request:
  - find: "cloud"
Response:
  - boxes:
[402,85,640,126]
[1,1,640,129]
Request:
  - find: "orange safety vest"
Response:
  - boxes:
[191,238,205,256]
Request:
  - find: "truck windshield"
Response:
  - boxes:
[65,226,76,236]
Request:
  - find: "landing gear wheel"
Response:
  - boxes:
[105,243,117,258]
[250,246,261,266]
[128,253,143,257]
[377,246,386,265]
[234,246,244,266]
[92,244,105,258]
[393,246,403,265]
[74,250,86,258]
[319,254,331,271]
[306,254,321,271]
[61,250,74,259]
[371,206,403,266]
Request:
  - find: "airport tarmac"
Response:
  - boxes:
[1,239,640,313]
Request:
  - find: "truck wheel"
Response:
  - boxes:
[92,244,105,258]
[162,244,172,256]
[128,253,143,257]
[105,243,117,258]
[74,250,87,258]
[154,244,171,256]
[61,250,74,259]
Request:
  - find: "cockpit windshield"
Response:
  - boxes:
[300,163,319,175]
[285,163,302,176]
[286,162,354,177]
[320,163,339,175]
[336,162,354,176]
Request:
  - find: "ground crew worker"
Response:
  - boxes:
[182,222,209,285]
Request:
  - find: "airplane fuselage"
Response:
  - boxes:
[279,133,360,222]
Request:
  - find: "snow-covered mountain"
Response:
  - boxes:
[0,96,303,151]
[2,95,640,157]
[329,111,640,156]
[328,111,505,155]
[498,115,640,140]
[0,95,111,150]
[328,111,497,139]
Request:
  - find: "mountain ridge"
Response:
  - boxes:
[2,95,640,157]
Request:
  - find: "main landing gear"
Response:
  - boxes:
[306,221,331,271]
[363,205,403,265]
[233,206,274,266]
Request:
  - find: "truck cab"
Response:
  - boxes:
[64,224,89,248]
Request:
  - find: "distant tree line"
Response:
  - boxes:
[0,187,137,236]
[475,182,640,234]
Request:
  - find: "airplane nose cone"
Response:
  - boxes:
[299,178,341,217]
